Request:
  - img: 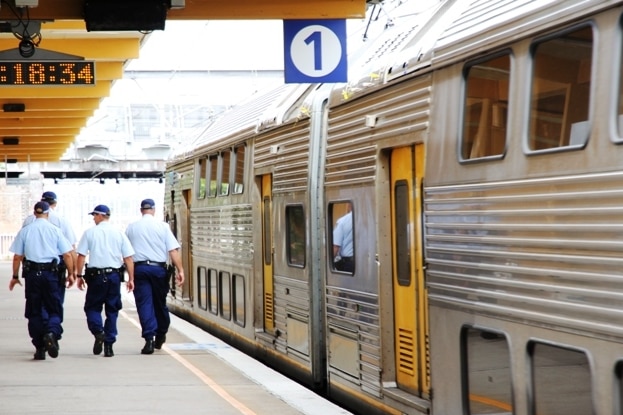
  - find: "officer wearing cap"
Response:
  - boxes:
[76,204,135,357]
[9,201,75,360]
[22,191,78,331]
[126,198,185,354]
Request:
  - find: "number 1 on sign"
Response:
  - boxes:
[305,31,323,70]
[290,24,342,78]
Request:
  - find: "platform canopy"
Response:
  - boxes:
[0,0,366,163]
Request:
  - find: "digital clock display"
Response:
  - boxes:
[0,61,95,85]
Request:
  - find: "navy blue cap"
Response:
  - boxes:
[140,199,155,209]
[41,191,57,202]
[89,204,111,216]
[34,201,50,214]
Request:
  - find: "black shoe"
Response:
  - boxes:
[141,339,154,355]
[43,332,59,358]
[154,334,166,350]
[104,343,114,357]
[33,347,46,360]
[93,332,105,355]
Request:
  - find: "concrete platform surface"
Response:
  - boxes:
[0,261,352,415]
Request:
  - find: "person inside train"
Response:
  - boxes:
[125,198,185,355]
[9,201,75,360]
[75,204,135,358]
[332,201,354,273]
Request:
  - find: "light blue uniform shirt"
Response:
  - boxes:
[77,221,135,268]
[333,211,353,257]
[125,214,180,262]
[10,218,73,263]
[23,209,77,245]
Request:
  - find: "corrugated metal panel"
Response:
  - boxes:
[425,171,623,340]
[326,74,432,187]
[255,120,312,194]
[190,205,254,267]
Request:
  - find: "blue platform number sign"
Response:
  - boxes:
[283,19,347,84]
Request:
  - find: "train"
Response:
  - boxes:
[163,1,623,414]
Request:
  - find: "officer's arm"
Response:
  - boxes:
[123,256,134,292]
[169,248,185,285]
[9,254,23,290]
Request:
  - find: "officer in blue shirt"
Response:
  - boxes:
[9,201,75,360]
[76,204,135,358]
[126,198,185,354]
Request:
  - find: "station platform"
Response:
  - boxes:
[0,261,352,415]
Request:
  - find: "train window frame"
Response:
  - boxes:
[232,145,246,195]
[459,50,511,163]
[218,148,232,197]
[207,154,218,198]
[286,204,306,268]
[616,15,623,143]
[208,268,218,315]
[232,273,245,327]
[219,271,231,321]
[526,23,594,154]
[329,201,354,275]
[196,158,207,200]
[197,266,208,311]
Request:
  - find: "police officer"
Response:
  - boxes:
[76,204,135,357]
[22,191,77,333]
[9,201,75,360]
[125,198,184,354]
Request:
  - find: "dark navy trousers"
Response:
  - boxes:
[24,269,63,348]
[133,264,170,339]
[83,271,122,344]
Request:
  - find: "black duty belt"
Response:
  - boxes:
[135,260,166,267]
[24,260,55,271]
[86,267,122,276]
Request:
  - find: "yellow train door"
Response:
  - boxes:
[261,174,275,331]
[390,144,430,397]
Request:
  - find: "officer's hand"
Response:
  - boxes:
[9,278,21,291]
[77,277,86,291]
[66,274,76,289]
[126,280,134,293]
[176,271,185,287]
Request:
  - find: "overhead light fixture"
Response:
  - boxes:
[2,137,19,145]
[6,158,17,163]
[84,0,169,32]
[3,103,25,112]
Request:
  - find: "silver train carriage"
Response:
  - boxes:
[164,1,623,414]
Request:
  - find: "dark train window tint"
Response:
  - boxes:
[462,327,512,415]
[197,266,207,311]
[461,53,510,160]
[232,145,245,194]
[197,158,207,199]
[263,196,272,266]
[394,180,410,286]
[219,271,231,320]
[233,274,245,327]
[330,201,354,275]
[528,25,593,151]
[286,205,306,268]
[219,149,231,196]
[208,268,218,315]
[529,341,592,415]
[207,154,218,197]
[616,361,623,413]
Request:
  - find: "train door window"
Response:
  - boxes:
[233,273,245,327]
[529,341,592,415]
[219,149,231,196]
[219,271,231,320]
[528,25,593,151]
[207,154,218,197]
[263,196,272,266]
[462,327,512,415]
[286,205,306,267]
[208,268,218,315]
[461,53,510,160]
[394,180,410,286]
[197,158,207,199]
[232,145,245,194]
[197,266,208,311]
[616,361,623,413]
[329,201,354,274]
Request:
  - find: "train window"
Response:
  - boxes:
[263,196,272,266]
[197,158,207,199]
[529,341,592,415]
[232,145,245,194]
[197,266,208,311]
[462,327,512,415]
[207,154,218,197]
[219,271,231,320]
[219,149,231,196]
[330,201,354,274]
[616,361,623,413]
[394,180,410,286]
[528,25,593,151]
[233,273,245,327]
[286,205,306,267]
[208,268,218,315]
[461,53,510,160]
